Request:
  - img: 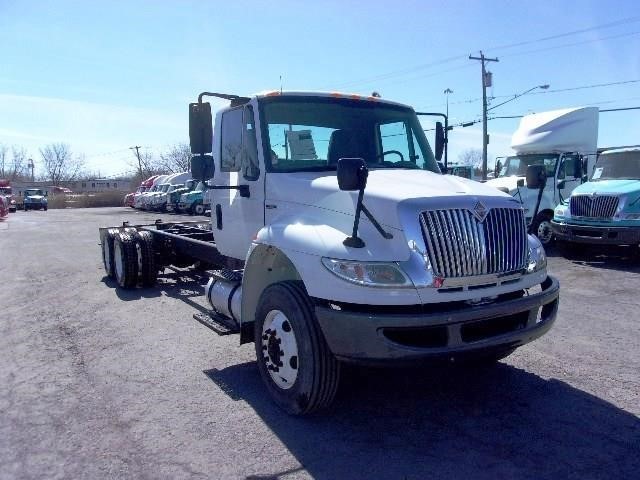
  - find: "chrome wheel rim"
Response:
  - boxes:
[261,310,298,390]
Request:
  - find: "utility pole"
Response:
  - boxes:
[444,88,453,168]
[27,158,34,183]
[469,51,498,180]
[130,146,143,178]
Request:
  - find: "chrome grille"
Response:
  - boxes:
[420,208,528,278]
[570,195,619,218]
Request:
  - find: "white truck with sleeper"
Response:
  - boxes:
[99,91,559,415]
[486,107,598,245]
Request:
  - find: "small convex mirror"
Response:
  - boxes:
[526,164,547,189]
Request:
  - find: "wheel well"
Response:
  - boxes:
[240,244,302,344]
[537,209,554,220]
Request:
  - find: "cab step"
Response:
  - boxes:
[193,311,240,336]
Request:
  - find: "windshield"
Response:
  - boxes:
[261,97,438,173]
[498,154,558,178]
[25,189,43,196]
[592,151,640,181]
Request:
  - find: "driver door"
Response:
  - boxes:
[557,153,581,203]
[212,105,265,260]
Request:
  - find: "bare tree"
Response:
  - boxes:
[458,148,483,168]
[0,144,7,178]
[158,143,191,173]
[10,146,27,180]
[40,143,84,185]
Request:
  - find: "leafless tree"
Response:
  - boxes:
[0,144,29,180]
[0,144,7,178]
[10,146,27,180]
[40,143,85,185]
[157,143,191,173]
[458,148,483,168]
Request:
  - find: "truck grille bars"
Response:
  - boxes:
[570,195,619,219]
[420,208,528,278]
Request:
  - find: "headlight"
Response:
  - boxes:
[321,258,413,288]
[620,212,640,220]
[526,234,547,273]
[554,203,569,219]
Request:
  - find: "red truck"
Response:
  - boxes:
[124,175,160,208]
[0,179,17,213]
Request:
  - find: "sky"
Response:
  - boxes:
[1,0,639,178]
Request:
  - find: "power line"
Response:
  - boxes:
[322,15,640,92]
[499,29,640,60]
[483,15,640,52]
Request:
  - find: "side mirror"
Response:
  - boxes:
[436,161,448,174]
[191,154,215,181]
[337,157,368,191]
[582,174,588,183]
[526,165,547,189]
[189,102,213,154]
[434,122,445,161]
[517,179,525,188]
[557,179,566,189]
[494,159,502,178]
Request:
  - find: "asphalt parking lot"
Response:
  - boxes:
[1,207,639,480]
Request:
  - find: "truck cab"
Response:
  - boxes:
[486,107,598,245]
[23,188,48,211]
[552,147,640,247]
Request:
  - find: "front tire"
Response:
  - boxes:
[194,203,206,215]
[254,281,340,415]
[532,212,554,246]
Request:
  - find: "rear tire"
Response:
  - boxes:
[254,281,340,415]
[135,230,157,287]
[113,231,139,288]
[101,228,119,278]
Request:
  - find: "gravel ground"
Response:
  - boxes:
[1,207,638,480]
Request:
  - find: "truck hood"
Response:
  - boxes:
[573,179,640,196]
[267,169,513,229]
[25,195,46,201]
[484,176,523,193]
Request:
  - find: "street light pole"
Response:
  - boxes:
[444,88,453,168]
[27,158,34,183]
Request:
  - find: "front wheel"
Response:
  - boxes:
[194,203,206,216]
[254,281,340,415]
[532,213,554,246]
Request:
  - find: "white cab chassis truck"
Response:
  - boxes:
[99,91,559,415]
[486,107,598,245]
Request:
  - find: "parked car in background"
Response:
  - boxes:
[23,188,48,211]
[552,147,640,248]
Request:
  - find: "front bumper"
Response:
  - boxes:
[315,275,559,364]
[552,220,640,245]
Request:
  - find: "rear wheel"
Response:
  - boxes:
[135,230,157,286]
[254,281,340,415]
[101,228,119,278]
[113,231,139,288]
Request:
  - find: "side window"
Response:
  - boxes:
[560,154,580,179]
[220,108,243,172]
[379,121,412,166]
[242,106,260,181]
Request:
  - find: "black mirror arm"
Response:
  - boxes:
[343,190,393,248]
